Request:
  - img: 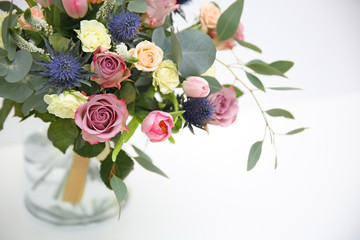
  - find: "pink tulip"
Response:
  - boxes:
[62,0,88,19]
[182,76,210,98]
[141,111,174,143]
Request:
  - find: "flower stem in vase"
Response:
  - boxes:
[62,153,90,205]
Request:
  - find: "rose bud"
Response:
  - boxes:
[141,111,174,143]
[62,0,88,19]
[182,76,210,98]
[207,87,239,127]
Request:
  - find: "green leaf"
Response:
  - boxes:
[0,56,9,76]
[48,35,72,52]
[223,84,244,97]
[268,87,302,91]
[73,135,105,158]
[5,50,33,83]
[117,81,136,104]
[171,31,182,69]
[177,30,216,77]
[110,176,127,204]
[27,75,47,90]
[33,111,57,122]
[21,91,47,115]
[246,62,286,78]
[216,0,244,41]
[101,150,134,189]
[127,0,146,13]
[245,72,265,91]
[247,141,263,171]
[47,119,78,153]
[2,14,18,61]
[266,108,295,119]
[286,127,307,135]
[0,1,23,13]
[169,110,185,119]
[132,145,168,178]
[152,27,171,55]
[0,99,14,130]
[202,76,222,94]
[0,77,33,103]
[269,61,294,73]
[112,118,139,161]
[236,40,262,53]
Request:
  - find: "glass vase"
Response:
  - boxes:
[23,132,119,226]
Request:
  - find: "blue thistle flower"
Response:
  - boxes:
[181,98,215,133]
[108,11,141,43]
[34,40,92,94]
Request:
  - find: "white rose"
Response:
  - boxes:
[152,59,179,94]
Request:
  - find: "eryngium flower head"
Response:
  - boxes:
[181,97,214,132]
[35,40,92,94]
[108,11,141,43]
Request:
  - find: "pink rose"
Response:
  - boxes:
[75,94,129,144]
[208,23,245,51]
[207,87,239,127]
[182,76,210,98]
[143,0,179,28]
[62,0,88,19]
[17,6,45,31]
[91,49,131,89]
[141,111,174,142]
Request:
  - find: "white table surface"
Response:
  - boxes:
[1,0,360,239]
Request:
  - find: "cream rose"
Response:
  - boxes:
[152,59,179,94]
[44,91,88,119]
[129,40,163,72]
[75,20,111,53]
[200,3,221,33]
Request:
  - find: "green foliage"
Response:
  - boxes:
[112,118,139,161]
[73,135,105,158]
[171,30,182,69]
[245,72,265,91]
[247,141,263,171]
[0,1,23,13]
[0,77,33,103]
[236,40,262,53]
[286,127,307,135]
[223,84,244,97]
[110,176,128,204]
[246,60,287,78]
[0,56,9,76]
[5,50,33,83]
[127,0,147,13]
[2,13,18,61]
[49,35,72,52]
[0,99,13,130]
[47,118,78,153]
[216,0,244,41]
[202,76,222,94]
[266,108,295,119]
[269,61,294,73]
[177,30,216,77]
[100,150,134,189]
[268,87,302,91]
[21,91,48,115]
[132,145,168,178]
[118,81,136,104]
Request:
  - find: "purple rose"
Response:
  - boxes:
[207,87,239,127]
[91,48,131,89]
[75,94,129,144]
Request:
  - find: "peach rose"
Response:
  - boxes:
[129,40,163,72]
[18,6,45,31]
[200,3,221,33]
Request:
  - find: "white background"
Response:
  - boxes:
[1,0,360,239]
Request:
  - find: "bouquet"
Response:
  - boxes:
[0,0,305,208]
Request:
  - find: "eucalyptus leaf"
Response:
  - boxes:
[286,127,307,135]
[246,62,286,78]
[268,87,302,91]
[245,72,265,91]
[247,141,263,171]
[110,176,127,204]
[202,76,222,94]
[47,118,78,153]
[269,61,294,73]
[0,77,33,103]
[236,40,262,53]
[177,30,216,77]
[223,84,244,97]
[216,0,244,41]
[2,14,17,61]
[0,56,9,76]
[132,145,168,178]
[171,31,182,69]
[21,91,48,115]
[0,99,14,131]
[5,50,33,83]
[127,0,146,13]
[266,108,295,119]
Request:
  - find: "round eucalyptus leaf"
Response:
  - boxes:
[0,57,9,76]
[177,30,216,77]
[5,50,33,83]
[0,77,33,102]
